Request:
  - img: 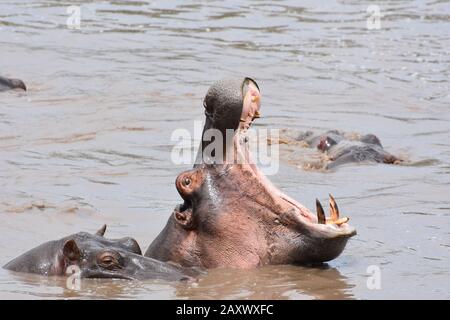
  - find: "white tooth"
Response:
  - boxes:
[331,217,349,226]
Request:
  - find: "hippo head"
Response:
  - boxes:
[145,77,356,268]
[4,225,194,281]
[316,130,347,152]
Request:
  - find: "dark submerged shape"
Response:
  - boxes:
[146,77,356,268]
[3,225,196,281]
[300,130,400,169]
[0,76,26,92]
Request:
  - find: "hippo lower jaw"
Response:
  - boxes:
[238,130,356,264]
[171,193,356,266]
[238,127,356,238]
[277,204,356,264]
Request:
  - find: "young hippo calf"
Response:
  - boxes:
[4,225,196,282]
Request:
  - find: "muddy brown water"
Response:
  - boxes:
[0,0,449,299]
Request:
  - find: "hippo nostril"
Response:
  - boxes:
[176,211,186,221]
[174,204,194,229]
[318,139,326,151]
[183,177,191,186]
[175,170,201,200]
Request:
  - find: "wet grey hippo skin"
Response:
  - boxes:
[3,225,197,281]
[0,76,26,92]
[145,78,356,269]
[297,130,400,169]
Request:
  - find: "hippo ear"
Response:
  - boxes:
[62,239,81,261]
[95,224,107,237]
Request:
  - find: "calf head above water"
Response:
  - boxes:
[4,225,195,281]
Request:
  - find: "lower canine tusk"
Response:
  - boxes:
[329,194,340,221]
[316,199,326,224]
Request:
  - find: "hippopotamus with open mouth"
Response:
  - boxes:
[4,225,196,281]
[145,77,357,268]
[0,75,26,92]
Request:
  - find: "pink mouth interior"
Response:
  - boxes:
[229,129,317,223]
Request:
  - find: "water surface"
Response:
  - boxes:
[0,0,449,299]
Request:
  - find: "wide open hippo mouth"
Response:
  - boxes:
[146,77,356,267]
[178,125,357,241]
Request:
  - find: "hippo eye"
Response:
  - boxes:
[97,252,121,269]
[183,177,191,186]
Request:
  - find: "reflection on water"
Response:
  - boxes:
[2,264,353,300]
[177,265,354,300]
[1,0,449,299]
[1,270,179,299]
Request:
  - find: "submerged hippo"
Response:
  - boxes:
[145,78,356,268]
[4,225,196,281]
[0,75,26,92]
[288,130,401,169]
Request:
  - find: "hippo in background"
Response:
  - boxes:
[273,129,402,170]
[3,225,197,282]
[0,75,26,91]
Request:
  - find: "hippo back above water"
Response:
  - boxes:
[0,76,26,92]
